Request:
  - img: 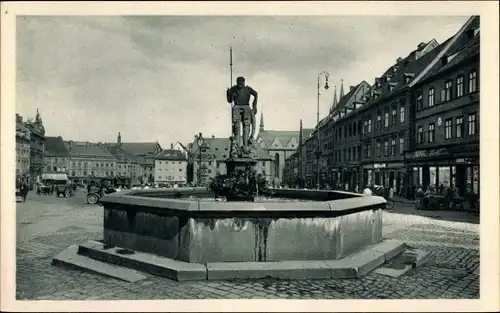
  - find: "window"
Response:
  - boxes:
[468,70,477,93]
[384,109,389,127]
[376,113,382,130]
[71,171,75,176]
[417,126,423,143]
[367,119,372,133]
[445,119,453,139]
[399,137,405,155]
[363,120,367,134]
[391,107,397,126]
[416,93,423,111]
[384,140,389,156]
[440,89,446,103]
[376,141,381,157]
[456,117,464,138]
[444,80,452,101]
[468,114,477,135]
[428,88,435,107]
[428,124,435,143]
[400,106,405,123]
[456,76,464,97]
[391,139,396,156]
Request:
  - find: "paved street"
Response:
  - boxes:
[16,190,479,300]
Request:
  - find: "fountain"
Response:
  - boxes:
[53,76,423,283]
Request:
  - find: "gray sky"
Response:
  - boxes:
[16,15,469,146]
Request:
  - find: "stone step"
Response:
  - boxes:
[75,239,406,281]
[373,247,431,278]
[51,244,148,283]
[78,240,207,281]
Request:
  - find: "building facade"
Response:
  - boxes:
[107,133,141,186]
[43,136,70,174]
[106,136,162,184]
[24,109,46,185]
[65,141,117,186]
[405,16,480,198]
[283,16,479,201]
[189,135,273,186]
[256,112,313,185]
[154,149,188,185]
[15,114,31,177]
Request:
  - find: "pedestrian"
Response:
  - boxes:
[362,186,372,196]
[415,185,424,209]
[21,179,29,203]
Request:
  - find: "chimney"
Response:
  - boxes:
[349,86,355,92]
[417,42,426,51]
[212,134,215,139]
[170,143,174,149]
[396,57,403,63]
[85,141,90,148]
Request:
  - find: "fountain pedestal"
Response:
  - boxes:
[224,157,257,202]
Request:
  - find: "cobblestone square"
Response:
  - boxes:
[15,192,479,300]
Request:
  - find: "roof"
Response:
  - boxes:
[108,146,139,163]
[257,129,313,149]
[106,142,161,156]
[45,136,70,157]
[65,141,116,159]
[155,149,187,161]
[196,137,272,161]
[418,17,479,85]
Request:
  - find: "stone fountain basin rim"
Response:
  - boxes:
[100,190,386,217]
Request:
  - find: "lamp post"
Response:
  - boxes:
[196,133,205,185]
[316,71,330,189]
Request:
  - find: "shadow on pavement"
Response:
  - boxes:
[389,203,479,224]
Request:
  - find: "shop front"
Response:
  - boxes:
[371,162,405,194]
[405,145,479,197]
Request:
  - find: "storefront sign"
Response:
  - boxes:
[456,158,466,164]
[374,163,387,169]
[405,148,449,160]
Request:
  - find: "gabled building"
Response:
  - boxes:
[106,134,162,183]
[43,136,70,174]
[154,149,188,185]
[356,35,454,194]
[405,16,480,197]
[256,112,314,185]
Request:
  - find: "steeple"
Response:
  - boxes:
[259,111,264,131]
[330,85,337,113]
[117,132,122,145]
[339,79,345,99]
[35,108,42,123]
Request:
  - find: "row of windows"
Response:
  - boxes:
[69,170,114,177]
[157,168,183,172]
[157,161,184,165]
[416,113,478,143]
[363,136,405,159]
[417,70,478,111]
[156,176,186,180]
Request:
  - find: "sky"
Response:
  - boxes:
[16,15,470,147]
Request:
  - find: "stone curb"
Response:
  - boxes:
[70,239,406,281]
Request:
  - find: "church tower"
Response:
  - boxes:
[339,79,345,99]
[259,111,264,132]
[330,86,338,113]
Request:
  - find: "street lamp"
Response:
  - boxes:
[196,133,205,185]
[316,71,330,190]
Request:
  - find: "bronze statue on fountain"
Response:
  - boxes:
[208,76,272,201]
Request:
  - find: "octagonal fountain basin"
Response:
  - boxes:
[98,187,386,263]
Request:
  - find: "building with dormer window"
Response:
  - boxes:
[15,114,31,177]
